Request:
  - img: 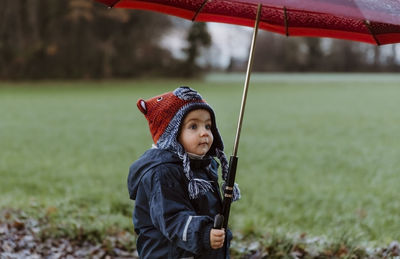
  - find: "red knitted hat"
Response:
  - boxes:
[137,89,205,144]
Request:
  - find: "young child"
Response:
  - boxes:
[128,86,240,258]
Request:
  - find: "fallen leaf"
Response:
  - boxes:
[13,220,25,230]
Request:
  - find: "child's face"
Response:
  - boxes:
[178,109,214,156]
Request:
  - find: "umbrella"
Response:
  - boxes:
[95,0,400,45]
[94,0,400,230]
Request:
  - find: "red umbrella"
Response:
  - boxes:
[94,0,400,230]
[96,0,400,45]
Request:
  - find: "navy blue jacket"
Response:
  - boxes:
[128,148,231,258]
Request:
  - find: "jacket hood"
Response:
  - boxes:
[128,148,181,200]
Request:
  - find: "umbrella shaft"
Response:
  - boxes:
[233,3,262,157]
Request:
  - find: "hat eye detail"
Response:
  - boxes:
[139,100,147,113]
[157,97,163,102]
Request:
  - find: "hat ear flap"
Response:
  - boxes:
[137,99,147,115]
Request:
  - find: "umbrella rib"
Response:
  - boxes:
[364,20,381,45]
[283,6,289,36]
[192,0,210,21]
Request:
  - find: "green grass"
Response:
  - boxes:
[1,75,400,246]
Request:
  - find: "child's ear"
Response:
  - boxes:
[137,99,147,114]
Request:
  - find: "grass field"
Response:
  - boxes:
[1,74,400,248]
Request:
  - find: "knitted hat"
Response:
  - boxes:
[137,86,240,201]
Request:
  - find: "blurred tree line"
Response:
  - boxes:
[1,0,399,80]
[0,0,207,79]
[247,32,400,72]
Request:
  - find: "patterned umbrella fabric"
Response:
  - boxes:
[95,0,400,45]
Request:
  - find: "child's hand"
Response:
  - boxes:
[210,228,225,249]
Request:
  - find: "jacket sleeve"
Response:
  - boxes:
[142,164,214,254]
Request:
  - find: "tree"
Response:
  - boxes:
[181,22,211,77]
[302,38,323,71]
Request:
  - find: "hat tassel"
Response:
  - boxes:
[188,178,214,199]
[222,182,241,202]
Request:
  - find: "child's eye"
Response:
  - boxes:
[189,124,197,130]
[205,124,212,130]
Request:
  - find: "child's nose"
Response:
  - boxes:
[200,127,209,136]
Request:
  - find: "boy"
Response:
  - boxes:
[128,86,240,258]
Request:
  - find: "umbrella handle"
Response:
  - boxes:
[213,214,224,229]
[232,3,262,157]
[214,155,238,229]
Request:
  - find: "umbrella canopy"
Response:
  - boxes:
[96,0,400,45]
